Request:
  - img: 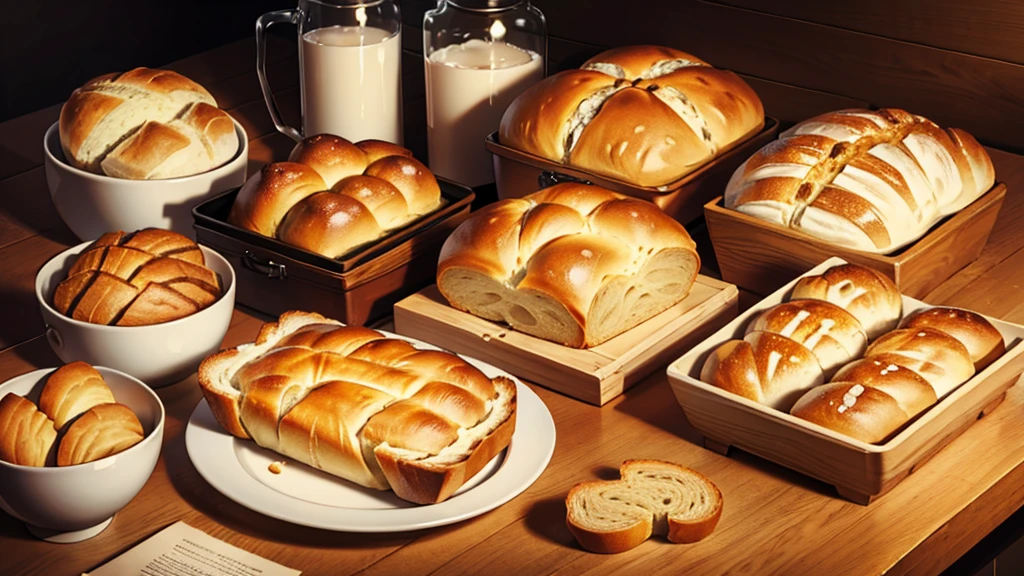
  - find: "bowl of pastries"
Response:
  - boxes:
[0,362,164,542]
[43,67,249,240]
[34,228,235,386]
[667,260,1024,504]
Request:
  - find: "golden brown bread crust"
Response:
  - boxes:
[790,264,901,339]
[725,108,995,253]
[57,403,144,466]
[229,135,442,259]
[790,382,913,444]
[565,459,723,554]
[38,361,115,430]
[899,307,1005,371]
[746,299,867,376]
[58,68,236,178]
[437,183,700,348]
[53,228,222,326]
[864,327,975,398]
[499,45,763,187]
[0,393,57,467]
[196,310,518,504]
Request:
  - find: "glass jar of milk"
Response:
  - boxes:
[257,0,403,144]
[424,0,546,187]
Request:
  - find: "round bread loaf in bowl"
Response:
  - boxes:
[44,68,248,240]
[228,134,443,259]
[0,364,163,542]
[34,229,236,386]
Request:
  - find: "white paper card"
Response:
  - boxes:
[84,521,301,576]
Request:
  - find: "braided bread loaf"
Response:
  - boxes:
[197,311,517,504]
[228,134,442,259]
[53,229,222,326]
[725,108,995,253]
[436,183,700,348]
[500,45,764,187]
[59,68,238,179]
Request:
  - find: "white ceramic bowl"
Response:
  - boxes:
[35,241,236,387]
[43,120,249,241]
[0,366,164,543]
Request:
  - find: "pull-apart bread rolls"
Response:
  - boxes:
[500,45,763,187]
[59,67,238,179]
[725,108,995,252]
[436,183,700,348]
[53,229,222,326]
[790,263,902,339]
[197,311,517,504]
[566,460,723,554]
[745,299,867,376]
[228,134,442,259]
[0,362,144,466]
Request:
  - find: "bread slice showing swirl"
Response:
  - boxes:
[197,310,517,504]
[566,460,723,554]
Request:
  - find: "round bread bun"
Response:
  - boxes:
[288,134,369,188]
[900,307,1005,371]
[228,162,326,237]
[791,382,912,444]
[277,191,383,259]
[832,358,938,417]
[745,299,867,376]
[790,264,902,339]
[364,155,441,215]
[864,327,975,398]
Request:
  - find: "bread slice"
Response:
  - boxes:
[566,460,722,554]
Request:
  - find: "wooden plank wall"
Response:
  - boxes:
[400,0,1024,154]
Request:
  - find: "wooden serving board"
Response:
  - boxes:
[393,276,738,405]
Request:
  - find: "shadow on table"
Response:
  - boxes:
[523,494,577,550]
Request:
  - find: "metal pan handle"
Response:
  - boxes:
[242,251,288,280]
[538,171,593,189]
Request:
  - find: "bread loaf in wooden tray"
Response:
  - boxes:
[197,311,517,504]
[436,182,700,348]
[724,108,995,253]
[698,263,1006,444]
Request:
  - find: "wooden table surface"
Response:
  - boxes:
[2,38,1024,576]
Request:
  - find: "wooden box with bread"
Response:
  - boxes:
[704,108,1006,298]
[395,182,739,405]
[486,44,778,224]
[667,258,1024,504]
[192,133,474,326]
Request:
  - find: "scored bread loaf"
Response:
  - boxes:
[228,134,442,259]
[500,45,764,187]
[0,394,57,467]
[724,108,995,253]
[790,264,902,339]
[863,327,975,398]
[436,183,700,348]
[745,299,867,376]
[57,403,144,466]
[900,307,1005,372]
[197,310,517,504]
[38,361,115,430]
[53,228,222,326]
[59,67,238,179]
[566,460,723,554]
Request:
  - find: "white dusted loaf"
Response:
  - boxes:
[436,183,700,348]
[724,108,994,253]
[59,68,238,179]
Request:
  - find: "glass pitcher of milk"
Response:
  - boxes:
[257,0,403,144]
[424,0,546,187]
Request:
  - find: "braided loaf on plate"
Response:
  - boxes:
[228,134,443,259]
[197,310,517,504]
[566,460,722,554]
[725,108,995,253]
[437,183,700,348]
[500,45,764,187]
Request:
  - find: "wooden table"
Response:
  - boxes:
[2,38,1023,576]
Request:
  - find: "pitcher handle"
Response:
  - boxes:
[256,9,303,142]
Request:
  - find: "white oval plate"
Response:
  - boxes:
[185,338,556,532]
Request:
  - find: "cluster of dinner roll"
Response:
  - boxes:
[500,45,764,188]
[436,183,700,348]
[228,134,443,259]
[701,263,1005,443]
[0,362,144,467]
[59,67,238,179]
[725,108,995,253]
[53,228,222,327]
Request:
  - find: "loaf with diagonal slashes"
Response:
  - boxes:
[197,311,517,504]
[436,183,700,348]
